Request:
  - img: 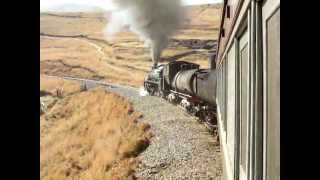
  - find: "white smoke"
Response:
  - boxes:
[139,86,149,96]
[104,0,183,68]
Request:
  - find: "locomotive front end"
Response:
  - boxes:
[144,65,164,96]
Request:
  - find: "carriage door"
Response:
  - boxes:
[262,0,280,180]
[239,28,249,180]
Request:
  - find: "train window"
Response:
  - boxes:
[226,42,236,173]
[220,68,222,103]
[217,67,221,105]
[218,59,226,143]
[219,67,222,115]
[223,59,227,135]
[220,65,223,119]
[220,63,224,130]
[221,63,225,129]
[219,69,221,100]
[217,69,219,100]
[239,28,249,180]
[219,68,222,107]
[220,64,222,116]
[263,1,280,180]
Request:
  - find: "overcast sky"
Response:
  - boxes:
[40,0,222,11]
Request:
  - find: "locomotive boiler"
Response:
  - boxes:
[144,61,217,131]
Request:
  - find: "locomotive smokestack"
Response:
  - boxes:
[104,0,183,69]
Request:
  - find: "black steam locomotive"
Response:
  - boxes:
[144,61,217,131]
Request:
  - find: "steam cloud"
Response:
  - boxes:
[105,0,183,68]
[139,86,149,96]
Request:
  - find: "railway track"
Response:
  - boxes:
[45,75,138,91]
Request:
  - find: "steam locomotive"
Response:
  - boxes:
[144,61,217,132]
[145,0,280,179]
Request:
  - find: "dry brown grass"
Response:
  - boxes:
[40,87,151,180]
[176,4,222,40]
[40,36,146,87]
[40,75,82,96]
[40,4,222,87]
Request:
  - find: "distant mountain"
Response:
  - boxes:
[41,4,105,12]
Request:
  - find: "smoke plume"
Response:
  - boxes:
[105,0,183,68]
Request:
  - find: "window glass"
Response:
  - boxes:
[240,41,249,174]
[266,8,280,180]
[227,42,236,172]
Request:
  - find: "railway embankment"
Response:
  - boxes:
[105,80,224,179]
[40,76,223,179]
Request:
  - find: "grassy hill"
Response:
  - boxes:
[40,4,222,87]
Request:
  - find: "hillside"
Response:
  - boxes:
[40,76,152,179]
[40,4,222,87]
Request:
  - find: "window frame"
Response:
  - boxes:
[262,0,280,180]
